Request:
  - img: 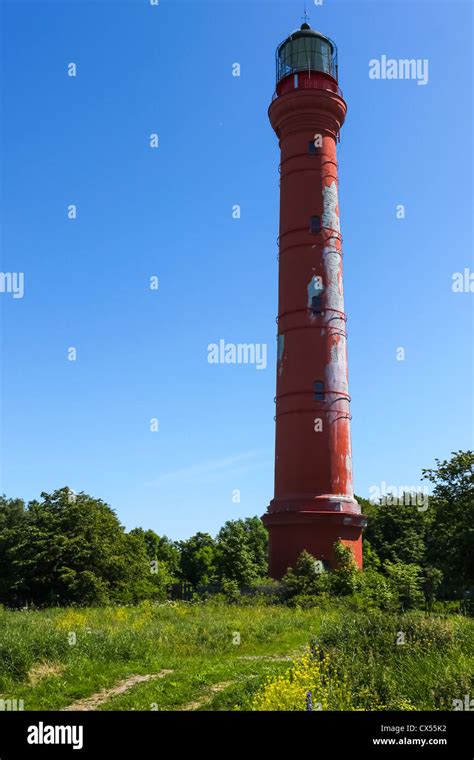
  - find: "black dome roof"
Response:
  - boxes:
[284,23,329,42]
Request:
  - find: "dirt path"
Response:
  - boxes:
[181,681,234,711]
[62,670,173,711]
[179,654,300,711]
[236,654,294,661]
[60,650,301,711]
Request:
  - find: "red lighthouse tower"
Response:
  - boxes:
[262,23,366,578]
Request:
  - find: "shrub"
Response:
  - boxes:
[330,541,361,596]
[352,569,399,612]
[422,567,443,611]
[249,647,355,711]
[384,562,424,610]
[220,579,240,604]
[281,551,329,600]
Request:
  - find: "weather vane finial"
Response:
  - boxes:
[302,2,310,25]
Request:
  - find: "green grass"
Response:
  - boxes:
[0,601,330,710]
[0,600,472,711]
[312,609,474,710]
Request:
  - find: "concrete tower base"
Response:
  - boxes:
[262,509,365,579]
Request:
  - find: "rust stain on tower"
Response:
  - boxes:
[262,23,366,578]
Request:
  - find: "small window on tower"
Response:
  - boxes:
[314,380,325,401]
[311,295,322,315]
[310,216,321,234]
[308,141,320,156]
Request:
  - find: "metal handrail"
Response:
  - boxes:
[272,77,344,102]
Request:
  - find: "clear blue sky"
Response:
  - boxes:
[1,0,472,540]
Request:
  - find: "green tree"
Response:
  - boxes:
[242,517,268,578]
[361,538,381,571]
[130,528,180,577]
[2,488,153,606]
[0,496,27,605]
[147,560,176,601]
[215,517,268,585]
[363,499,427,567]
[178,532,216,588]
[422,450,474,594]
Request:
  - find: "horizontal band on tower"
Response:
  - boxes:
[276,324,347,337]
[274,409,352,422]
[280,167,340,184]
[279,154,339,169]
[277,306,347,322]
[277,227,343,244]
[277,244,344,260]
[275,389,351,402]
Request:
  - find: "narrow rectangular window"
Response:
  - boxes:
[294,73,298,89]
[308,140,320,155]
[311,295,322,315]
[310,215,321,234]
[314,380,324,401]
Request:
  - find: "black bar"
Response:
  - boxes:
[0,711,472,758]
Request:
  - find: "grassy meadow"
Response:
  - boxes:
[0,601,472,711]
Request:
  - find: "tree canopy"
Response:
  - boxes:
[0,450,471,606]
[0,488,153,606]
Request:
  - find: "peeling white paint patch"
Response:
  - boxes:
[322,242,343,313]
[307,275,323,307]
[322,181,340,232]
[345,454,352,473]
[277,334,285,362]
[322,232,348,393]
[325,339,348,396]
